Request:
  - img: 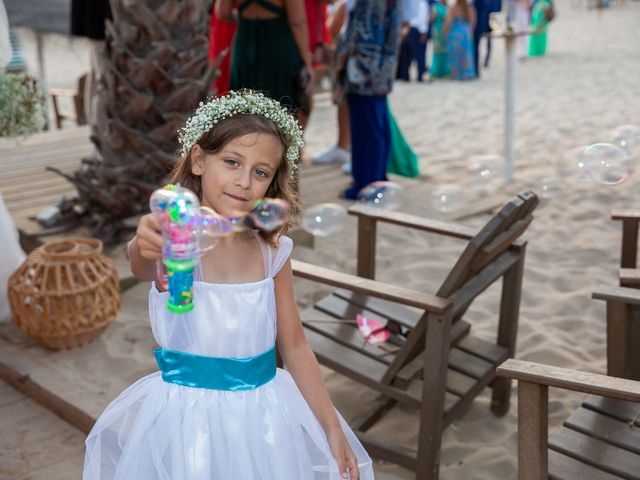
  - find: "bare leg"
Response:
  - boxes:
[337,101,351,150]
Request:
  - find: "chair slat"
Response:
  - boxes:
[565,406,640,455]
[549,427,640,479]
[548,449,623,480]
[583,396,640,426]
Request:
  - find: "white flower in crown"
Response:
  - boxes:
[178,90,303,176]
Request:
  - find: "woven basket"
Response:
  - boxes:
[8,237,121,350]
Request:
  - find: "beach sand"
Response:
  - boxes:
[2,1,640,478]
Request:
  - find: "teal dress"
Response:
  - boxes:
[446,16,476,80]
[430,3,450,78]
[230,0,303,110]
[529,0,550,56]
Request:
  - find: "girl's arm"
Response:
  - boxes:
[284,0,313,68]
[274,260,359,479]
[469,4,477,29]
[327,0,347,40]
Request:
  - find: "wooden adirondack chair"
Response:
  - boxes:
[291,190,539,479]
[497,285,640,479]
[612,210,640,287]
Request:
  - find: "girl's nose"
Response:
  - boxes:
[234,168,251,189]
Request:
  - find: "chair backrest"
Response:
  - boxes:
[437,191,539,300]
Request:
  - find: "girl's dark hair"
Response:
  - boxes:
[170,114,300,247]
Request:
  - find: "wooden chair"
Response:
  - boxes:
[497,285,640,479]
[292,190,539,479]
[612,210,640,287]
[49,73,88,130]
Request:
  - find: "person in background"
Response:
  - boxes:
[208,4,237,95]
[472,0,489,77]
[216,0,313,128]
[396,0,430,82]
[429,0,450,78]
[529,0,552,56]
[443,0,476,80]
[514,0,530,60]
[335,0,402,199]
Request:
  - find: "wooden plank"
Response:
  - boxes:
[583,396,640,426]
[334,289,422,329]
[620,220,639,269]
[292,260,451,313]
[470,215,532,273]
[612,211,640,221]
[564,406,640,455]
[620,268,640,287]
[517,381,548,480]
[548,449,624,480]
[497,360,640,403]
[0,360,94,435]
[605,300,634,379]
[593,285,640,306]
[356,214,377,279]
[448,348,495,380]
[457,335,509,365]
[549,427,640,480]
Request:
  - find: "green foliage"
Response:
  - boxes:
[0,72,45,138]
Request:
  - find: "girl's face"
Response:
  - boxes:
[191,133,284,217]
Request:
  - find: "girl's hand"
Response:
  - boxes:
[134,213,163,261]
[327,429,359,479]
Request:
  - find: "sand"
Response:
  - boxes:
[2,1,640,478]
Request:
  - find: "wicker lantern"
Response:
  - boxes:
[8,237,121,349]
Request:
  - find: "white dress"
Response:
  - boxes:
[83,234,374,479]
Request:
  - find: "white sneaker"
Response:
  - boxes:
[342,160,352,174]
[312,145,351,164]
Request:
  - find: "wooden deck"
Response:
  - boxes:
[0,126,354,234]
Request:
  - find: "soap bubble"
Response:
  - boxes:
[467,154,506,190]
[583,143,628,185]
[248,198,289,231]
[197,206,232,253]
[431,184,463,213]
[540,177,559,198]
[357,181,404,210]
[610,124,640,160]
[302,203,348,237]
[557,145,590,180]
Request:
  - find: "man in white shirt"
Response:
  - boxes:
[396,0,430,82]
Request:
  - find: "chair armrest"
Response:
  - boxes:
[348,204,477,240]
[291,259,451,314]
[592,284,640,307]
[497,359,640,403]
[612,210,640,221]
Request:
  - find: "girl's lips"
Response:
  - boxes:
[225,193,247,202]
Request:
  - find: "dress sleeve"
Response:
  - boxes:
[270,235,293,278]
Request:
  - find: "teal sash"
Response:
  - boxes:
[154,346,277,391]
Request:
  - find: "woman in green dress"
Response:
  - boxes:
[217,0,313,125]
[529,0,551,56]
[429,0,450,78]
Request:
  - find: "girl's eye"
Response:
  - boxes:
[224,159,239,167]
[255,169,269,178]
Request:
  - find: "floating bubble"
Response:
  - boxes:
[467,154,506,190]
[301,203,348,237]
[196,206,231,253]
[248,198,289,231]
[557,145,590,180]
[431,184,463,213]
[583,143,629,185]
[610,124,640,160]
[541,177,559,198]
[357,181,404,210]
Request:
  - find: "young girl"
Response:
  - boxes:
[443,0,477,80]
[83,91,373,479]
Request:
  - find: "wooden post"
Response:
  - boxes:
[492,244,526,415]
[517,381,548,480]
[606,300,633,379]
[620,219,638,269]
[356,215,377,279]
[415,305,453,480]
[504,0,517,183]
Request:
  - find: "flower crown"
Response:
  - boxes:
[178,90,304,175]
